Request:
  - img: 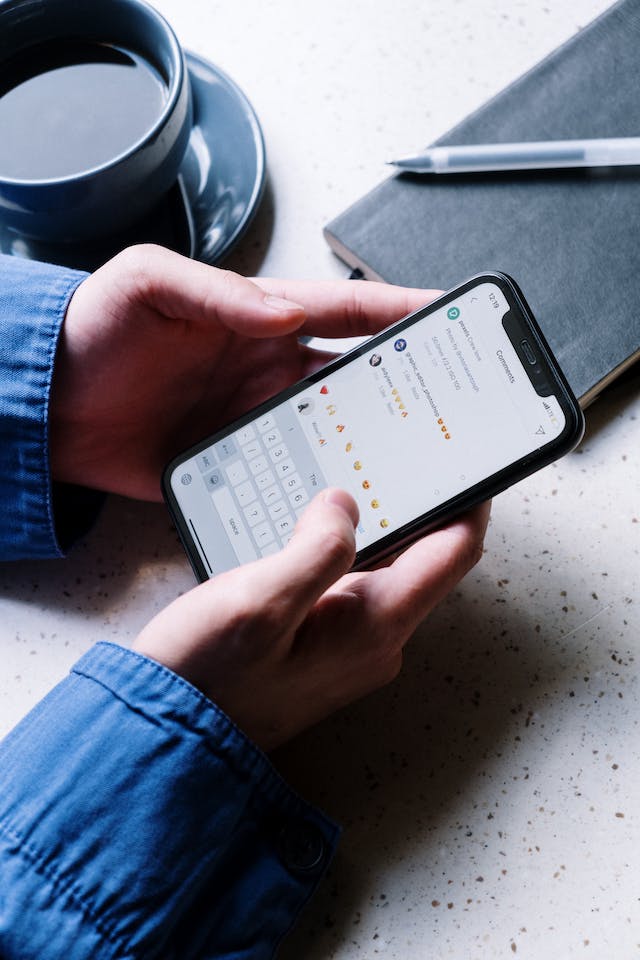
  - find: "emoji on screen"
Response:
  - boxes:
[353,460,362,471]
[345,441,353,452]
[362,479,371,489]
[320,385,329,395]
[380,518,390,528]
[370,499,380,509]
[336,424,345,432]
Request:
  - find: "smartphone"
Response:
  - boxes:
[163,272,584,581]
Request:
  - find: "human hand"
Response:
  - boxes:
[133,489,490,750]
[50,244,440,500]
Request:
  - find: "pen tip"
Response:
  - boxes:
[385,154,433,172]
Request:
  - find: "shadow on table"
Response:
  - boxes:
[220,175,275,278]
[0,494,190,619]
[274,565,585,959]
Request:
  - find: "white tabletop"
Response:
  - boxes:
[2,1,639,956]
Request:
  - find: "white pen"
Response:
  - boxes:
[388,137,640,174]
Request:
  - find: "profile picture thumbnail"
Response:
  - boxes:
[369,353,382,367]
[394,338,407,352]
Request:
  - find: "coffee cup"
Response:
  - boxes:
[0,0,192,242]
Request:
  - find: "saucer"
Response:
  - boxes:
[0,51,266,271]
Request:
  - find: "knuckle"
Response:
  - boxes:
[110,244,164,297]
[437,522,487,584]
[201,267,252,321]
[322,526,357,572]
[212,267,244,303]
[211,575,284,652]
[113,242,160,274]
[457,530,486,574]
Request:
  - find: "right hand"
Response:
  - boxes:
[133,489,490,750]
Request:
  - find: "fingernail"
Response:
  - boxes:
[263,294,305,314]
[322,488,359,527]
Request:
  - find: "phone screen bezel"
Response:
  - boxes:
[163,272,585,581]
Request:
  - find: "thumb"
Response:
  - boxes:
[242,488,359,633]
[111,244,307,337]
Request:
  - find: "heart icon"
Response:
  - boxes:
[320,385,329,395]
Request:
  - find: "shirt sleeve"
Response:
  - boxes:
[0,642,339,960]
[0,254,104,561]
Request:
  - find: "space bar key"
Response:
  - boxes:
[211,486,257,565]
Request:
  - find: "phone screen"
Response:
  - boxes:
[165,275,582,578]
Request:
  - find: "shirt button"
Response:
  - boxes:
[278,820,327,875]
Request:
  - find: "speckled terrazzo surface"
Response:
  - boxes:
[1,1,638,956]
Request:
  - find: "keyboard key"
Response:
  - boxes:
[269,443,288,462]
[214,437,237,461]
[241,440,262,460]
[211,485,257,565]
[243,501,266,528]
[234,480,256,507]
[262,428,282,449]
[268,499,288,520]
[196,449,217,473]
[282,472,302,493]
[275,514,294,537]
[235,424,256,445]
[288,487,309,509]
[226,460,249,486]
[253,521,275,548]
[257,414,276,433]
[255,468,276,491]
[262,485,281,506]
[203,468,225,492]
[275,458,295,479]
[249,455,269,476]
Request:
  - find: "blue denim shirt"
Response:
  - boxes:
[0,255,338,958]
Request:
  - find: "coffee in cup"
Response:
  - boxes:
[0,0,192,242]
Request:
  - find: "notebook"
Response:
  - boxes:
[324,0,640,406]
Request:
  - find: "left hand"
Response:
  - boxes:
[50,244,439,500]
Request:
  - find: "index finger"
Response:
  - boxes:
[347,502,491,641]
[252,277,443,339]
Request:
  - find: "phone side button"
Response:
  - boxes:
[210,486,257,566]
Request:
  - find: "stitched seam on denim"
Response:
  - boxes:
[42,272,86,556]
[73,643,314,808]
[0,816,131,958]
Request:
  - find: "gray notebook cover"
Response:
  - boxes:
[324,0,640,404]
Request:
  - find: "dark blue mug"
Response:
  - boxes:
[0,0,192,242]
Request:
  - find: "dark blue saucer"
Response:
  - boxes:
[0,51,266,271]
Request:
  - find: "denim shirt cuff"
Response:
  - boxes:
[0,642,340,959]
[0,255,90,560]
